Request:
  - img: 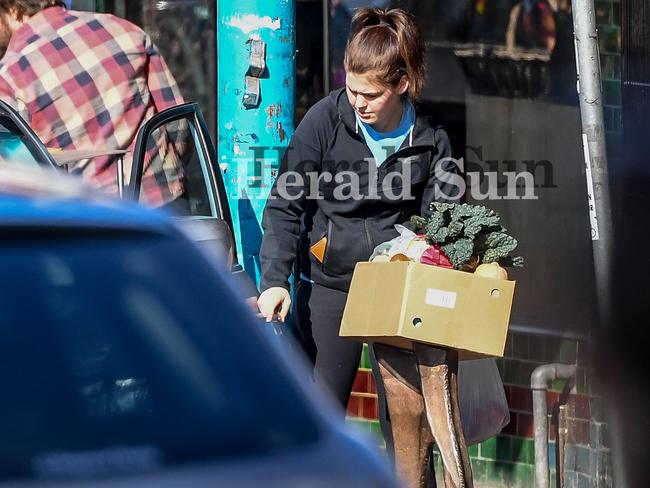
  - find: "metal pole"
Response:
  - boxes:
[571,0,614,331]
[531,364,576,488]
[217,0,296,283]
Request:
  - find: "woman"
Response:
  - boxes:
[257,7,458,409]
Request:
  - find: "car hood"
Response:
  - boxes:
[0,429,398,488]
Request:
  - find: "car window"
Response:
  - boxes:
[0,118,45,169]
[0,233,319,480]
[139,118,215,217]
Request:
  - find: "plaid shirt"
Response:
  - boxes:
[0,7,185,206]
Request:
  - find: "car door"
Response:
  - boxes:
[0,99,58,170]
[126,102,257,299]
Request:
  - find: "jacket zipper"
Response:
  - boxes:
[322,219,333,272]
[363,219,373,257]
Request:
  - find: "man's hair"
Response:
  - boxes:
[0,1,65,20]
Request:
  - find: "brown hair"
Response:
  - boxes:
[0,1,65,20]
[344,7,425,101]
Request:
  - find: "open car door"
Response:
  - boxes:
[0,99,58,170]
[125,102,257,300]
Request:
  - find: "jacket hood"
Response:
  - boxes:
[327,88,441,150]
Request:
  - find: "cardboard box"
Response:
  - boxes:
[340,261,515,358]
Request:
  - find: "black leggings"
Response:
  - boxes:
[292,281,362,407]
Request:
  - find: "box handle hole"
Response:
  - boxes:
[491,288,502,299]
[412,318,423,328]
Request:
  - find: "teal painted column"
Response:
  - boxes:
[217,1,295,283]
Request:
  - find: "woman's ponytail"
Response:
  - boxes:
[344,8,425,100]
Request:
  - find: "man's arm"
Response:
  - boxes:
[143,33,185,111]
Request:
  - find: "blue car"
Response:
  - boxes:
[0,170,397,486]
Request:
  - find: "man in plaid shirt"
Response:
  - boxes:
[0,0,186,207]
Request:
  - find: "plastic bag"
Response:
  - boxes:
[370,225,417,260]
[458,358,510,445]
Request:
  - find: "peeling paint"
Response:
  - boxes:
[265,103,282,118]
[226,15,281,34]
[277,122,286,143]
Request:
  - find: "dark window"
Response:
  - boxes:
[0,234,319,480]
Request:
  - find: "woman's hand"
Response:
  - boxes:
[257,287,291,322]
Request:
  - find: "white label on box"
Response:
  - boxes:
[425,288,457,309]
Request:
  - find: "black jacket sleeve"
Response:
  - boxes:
[258,99,332,293]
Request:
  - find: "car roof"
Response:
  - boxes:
[0,167,171,234]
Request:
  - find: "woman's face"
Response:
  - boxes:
[345,72,408,133]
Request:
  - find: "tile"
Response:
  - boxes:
[578,473,591,488]
[513,462,534,488]
[352,370,368,393]
[503,411,518,436]
[590,396,605,422]
[468,443,479,458]
[576,445,591,473]
[570,394,590,420]
[517,413,534,438]
[471,459,488,483]
[528,334,546,362]
[546,390,560,407]
[512,333,530,358]
[545,336,563,362]
[565,470,579,488]
[480,436,497,460]
[590,421,609,449]
[569,419,591,446]
[510,385,533,413]
[576,369,588,395]
[347,394,361,417]
[369,420,385,444]
[345,418,370,433]
[519,361,538,387]
[496,435,512,461]
[504,359,519,385]
[565,445,577,470]
[490,460,515,485]
[495,357,505,378]
[368,374,377,394]
[361,396,378,420]
[511,437,535,464]
[360,343,371,369]
[559,339,578,364]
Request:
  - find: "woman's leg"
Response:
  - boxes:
[292,281,362,409]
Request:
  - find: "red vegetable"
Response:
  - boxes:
[419,244,453,268]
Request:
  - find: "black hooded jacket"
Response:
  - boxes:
[259,88,459,293]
